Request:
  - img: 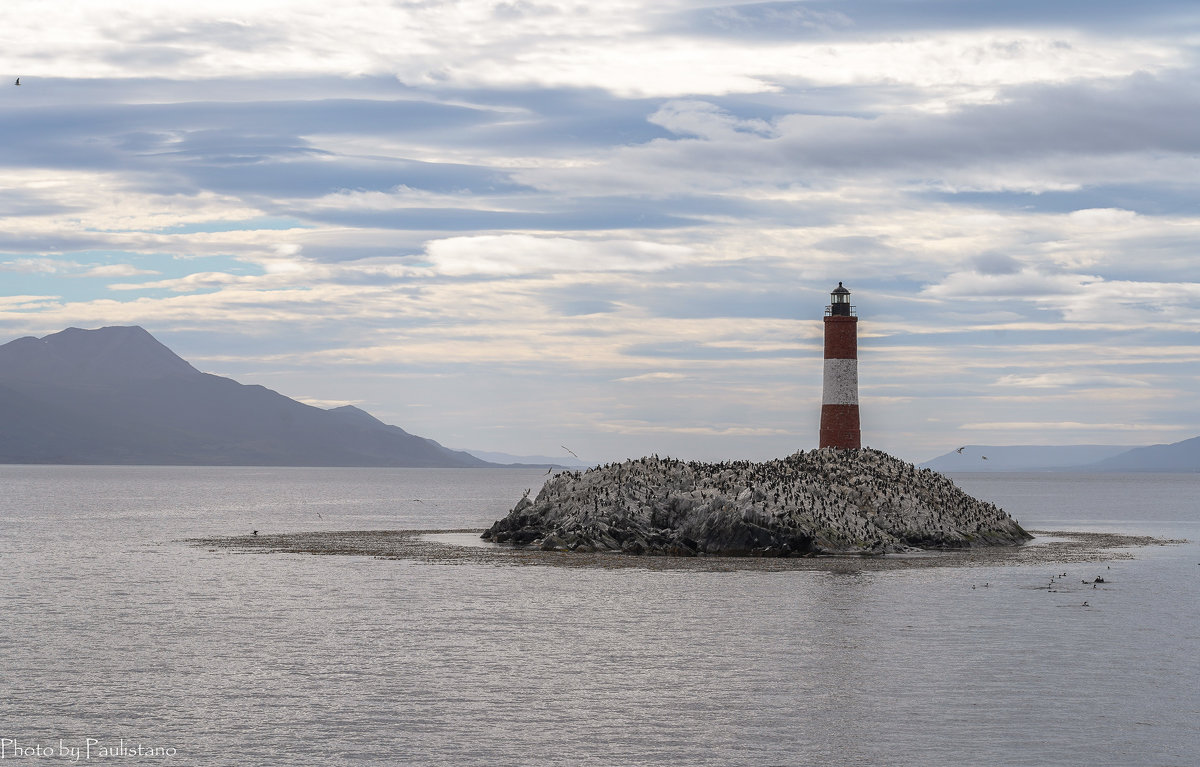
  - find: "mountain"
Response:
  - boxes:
[1084,435,1200,472]
[921,444,1136,472]
[0,326,494,467]
[462,449,592,468]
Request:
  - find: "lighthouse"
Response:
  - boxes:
[820,282,860,449]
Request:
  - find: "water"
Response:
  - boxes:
[1,467,1197,766]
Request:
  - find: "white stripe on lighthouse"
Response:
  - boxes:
[822,358,858,405]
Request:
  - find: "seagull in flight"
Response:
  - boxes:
[955,446,966,454]
[560,445,580,459]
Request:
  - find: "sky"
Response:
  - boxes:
[3,0,1200,464]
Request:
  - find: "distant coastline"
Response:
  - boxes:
[921,440,1200,473]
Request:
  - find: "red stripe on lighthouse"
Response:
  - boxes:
[820,404,860,449]
[823,316,857,359]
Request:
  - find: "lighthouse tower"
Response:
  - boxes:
[820,282,861,449]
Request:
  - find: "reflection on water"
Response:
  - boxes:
[1,466,1197,766]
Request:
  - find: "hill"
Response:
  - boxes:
[1085,435,1200,472]
[923,440,1200,473]
[0,326,493,467]
[921,444,1136,472]
[462,449,592,468]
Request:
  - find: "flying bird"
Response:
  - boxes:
[14,78,20,86]
[560,445,580,459]
[981,456,989,460]
[955,446,965,454]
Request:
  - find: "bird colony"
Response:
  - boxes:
[482,448,1032,556]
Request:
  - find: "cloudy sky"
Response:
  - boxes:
[3,0,1200,463]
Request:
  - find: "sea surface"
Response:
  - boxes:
[0,466,1197,766]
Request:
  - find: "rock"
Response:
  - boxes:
[481,448,1032,557]
[620,537,646,554]
[511,528,540,545]
[540,532,569,551]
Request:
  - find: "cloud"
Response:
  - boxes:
[109,271,247,292]
[3,1,1200,461]
[422,235,695,276]
[971,253,1023,276]
[1,258,79,274]
[593,420,796,437]
[7,1,1180,98]
[993,373,1150,389]
[674,2,853,39]
[514,71,1200,206]
[648,100,775,140]
[615,372,688,382]
[291,396,363,409]
[79,264,160,278]
[961,421,1179,431]
[0,295,62,310]
[672,0,1200,39]
[923,269,1099,299]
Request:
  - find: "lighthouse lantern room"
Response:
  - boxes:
[828,282,853,316]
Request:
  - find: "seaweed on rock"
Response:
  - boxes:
[482,448,1032,556]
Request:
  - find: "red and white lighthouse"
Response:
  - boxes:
[820,282,861,449]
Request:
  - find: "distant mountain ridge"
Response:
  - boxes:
[0,326,197,383]
[923,440,1200,473]
[1086,435,1200,472]
[462,449,592,468]
[0,326,494,467]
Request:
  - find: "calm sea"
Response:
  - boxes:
[0,466,1197,767]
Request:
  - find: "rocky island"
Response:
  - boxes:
[482,448,1032,556]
